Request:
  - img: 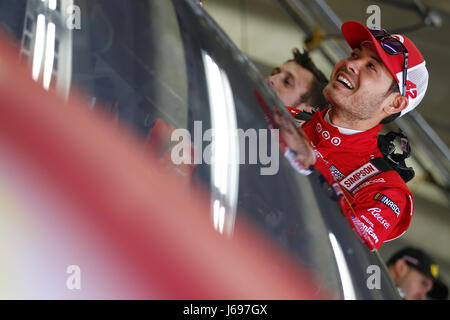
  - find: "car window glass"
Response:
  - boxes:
[172,0,342,298]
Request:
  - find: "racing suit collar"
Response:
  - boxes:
[310,108,383,153]
[323,109,363,135]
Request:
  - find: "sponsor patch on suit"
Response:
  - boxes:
[373,192,401,216]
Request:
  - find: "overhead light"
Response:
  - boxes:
[32,14,46,82]
[43,22,56,91]
[49,0,57,11]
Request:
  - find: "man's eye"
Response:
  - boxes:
[284,79,292,86]
[368,63,376,71]
[351,52,358,58]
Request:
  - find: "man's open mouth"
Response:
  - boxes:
[336,74,354,90]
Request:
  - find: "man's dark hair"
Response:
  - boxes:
[288,48,329,108]
[381,78,401,124]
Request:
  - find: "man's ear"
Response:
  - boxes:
[385,94,409,116]
[394,259,409,279]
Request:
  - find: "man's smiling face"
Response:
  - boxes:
[323,41,397,122]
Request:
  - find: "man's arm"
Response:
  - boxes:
[339,184,410,250]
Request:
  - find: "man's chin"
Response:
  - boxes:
[323,87,341,108]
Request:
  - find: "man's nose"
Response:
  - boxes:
[266,74,279,89]
[345,58,362,75]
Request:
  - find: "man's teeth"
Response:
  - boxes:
[337,75,353,89]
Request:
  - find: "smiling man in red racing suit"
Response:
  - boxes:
[272,21,429,250]
[302,107,413,250]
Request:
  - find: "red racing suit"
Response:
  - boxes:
[298,108,414,250]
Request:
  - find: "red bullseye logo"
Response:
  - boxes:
[316,123,322,133]
[331,137,341,146]
[317,123,341,145]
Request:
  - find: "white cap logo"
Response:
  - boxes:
[392,34,404,43]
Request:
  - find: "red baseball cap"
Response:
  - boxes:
[341,21,428,116]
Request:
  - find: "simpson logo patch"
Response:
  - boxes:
[373,192,401,216]
[339,162,380,191]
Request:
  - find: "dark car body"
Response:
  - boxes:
[0,0,400,299]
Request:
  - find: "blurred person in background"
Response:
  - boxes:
[266,48,328,114]
[387,247,449,300]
